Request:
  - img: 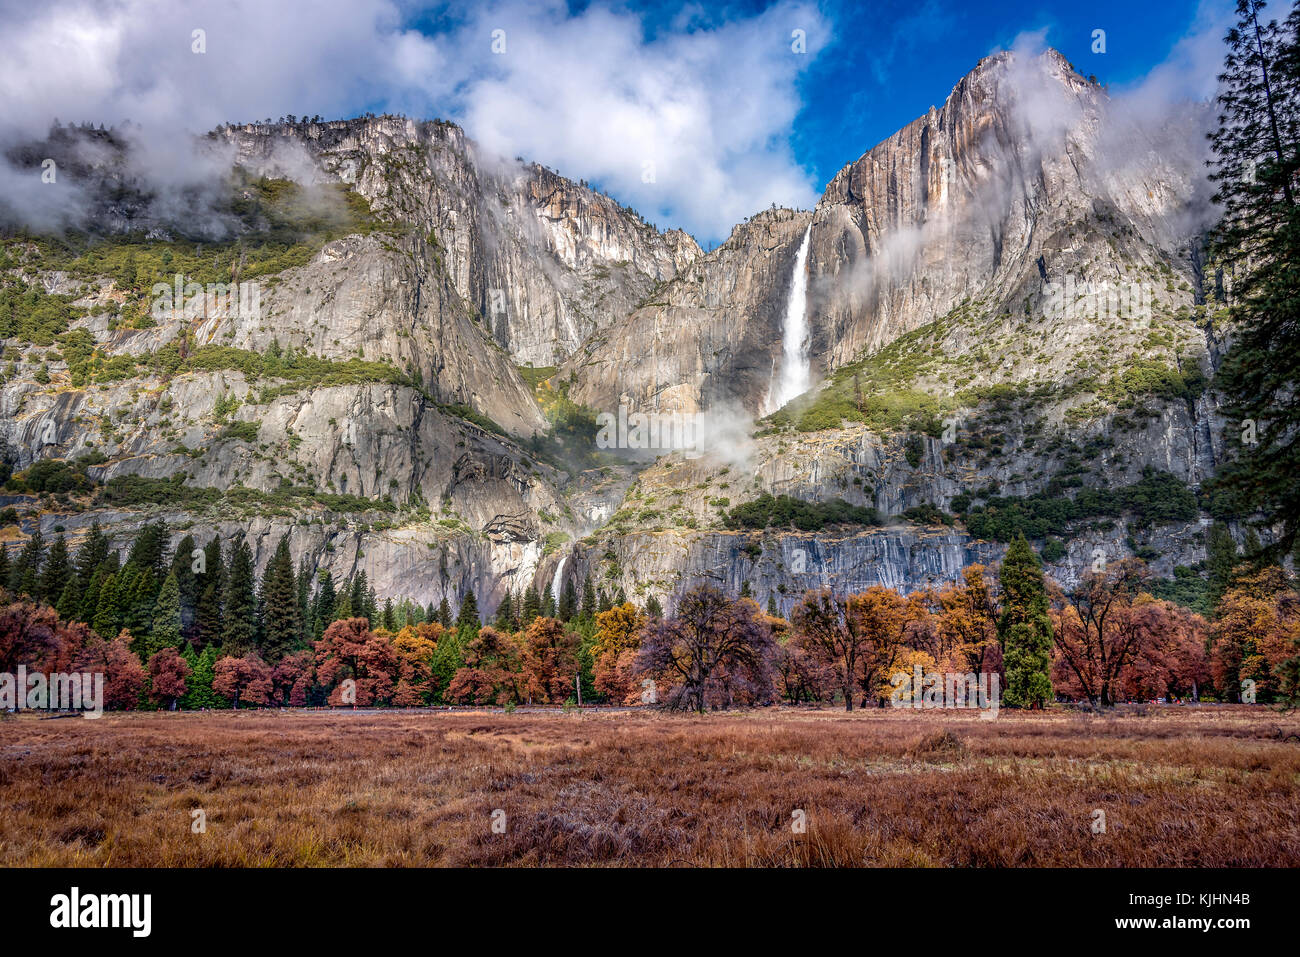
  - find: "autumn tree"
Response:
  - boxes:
[213,654,273,708]
[147,646,191,710]
[1050,559,1153,707]
[792,586,911,710]
[635,585,776,712]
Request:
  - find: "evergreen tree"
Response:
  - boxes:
[1207,521,1240,610]
[350,572,368,622]
[9,526,43,598]
[541,582,555,618]
[437,596,452,627]
[494,591,515,631]
[195,537,224,649]
[456,588,481,636]
[56,579,80,622]
[558,578,578,621]
[221,538,257,655]
[170,534,199,642]
[579,574,596,623]
[39,533,71,607]
[521,586,541,627]
[364,585,379,625]
[73,521,109,593]
[645,594,663,618]
[597,589,613,613]
[766,594,778,617]
[123,568,158,639]
[1208,0,1300,557]
[148,571,184,657]
[181,644,220,709]
[296,560,313,642]
[382,597,396,631]
[998,535,1055,709]
[259,536,301,662]
[313,570,337,638]
[92,573,121,638]
[0,545,10,591]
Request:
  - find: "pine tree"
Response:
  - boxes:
[195,537,224,649]
[221,538,257,656]
[9,526,43,598]
[39,533,71,607]
[579,575,596,623]
[558,578,578,621]
[521,586,541,627]
[73,521,109,593]
[998,535,1055,709]
[350,572,368,622]
[56,579,80,622]
[92,573,121,638]
[1208,0,1300,557]
[1207,521,1240,610]
[437,596,452,627]
[645,594,663,618]
[494,591,515,631]
[541,582,555,618]
[766,594,778,617]
[312,570,336,638]
[170,534,198,641]
[296,560,313,642]
[0,545,10,590]
[382,597,396,631]
[259,536,301,662]
[148,571,184,657]
[456,588,480,636]
[182,644,220,709]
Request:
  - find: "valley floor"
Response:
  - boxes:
[1,707,1297,867]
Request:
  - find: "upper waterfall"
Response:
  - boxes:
[764,224,813,414]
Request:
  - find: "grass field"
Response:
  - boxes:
[1,707,1298,867]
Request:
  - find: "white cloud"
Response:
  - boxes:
[0,0,826,240]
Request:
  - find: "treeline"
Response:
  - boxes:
[0,519,650,710]
[1,524,1295,713]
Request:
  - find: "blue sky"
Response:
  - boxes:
[0,0,1234,243]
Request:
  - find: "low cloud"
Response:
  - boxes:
[0,0,826,242]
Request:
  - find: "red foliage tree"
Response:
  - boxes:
[147,646,191,710]
[212,654,273,708]
[72,631,147,710]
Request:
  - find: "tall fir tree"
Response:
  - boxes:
[558,578,578,621]
[521,586,541,627]
[1207,0,1300,557]
[1206,521,1240,610]
[92,573,121,638]
[494,591,515,631]
[39,533,71,607]
[73,521,109,593]
[541,582,555,618]
[998,535,1055,709]
[437,596,452,627]
[313,570,337,638]
[195,537,225,649]
[456,588,480,637]
[170,534,199,642]
[259,536,301,662]
[148,571,184,658]
[296,560,313,643]
[221,538,257,655]
[579,574,596,623]
[9,526,43,599]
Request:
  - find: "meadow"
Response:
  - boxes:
[1,706,1297,867]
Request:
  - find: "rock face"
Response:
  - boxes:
[221,116,701,367]
[0,50,1227,616]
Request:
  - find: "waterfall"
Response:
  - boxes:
[551,553,567,602]
[765,224,813,414]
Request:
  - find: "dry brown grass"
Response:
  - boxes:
[1,706,1298,867]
